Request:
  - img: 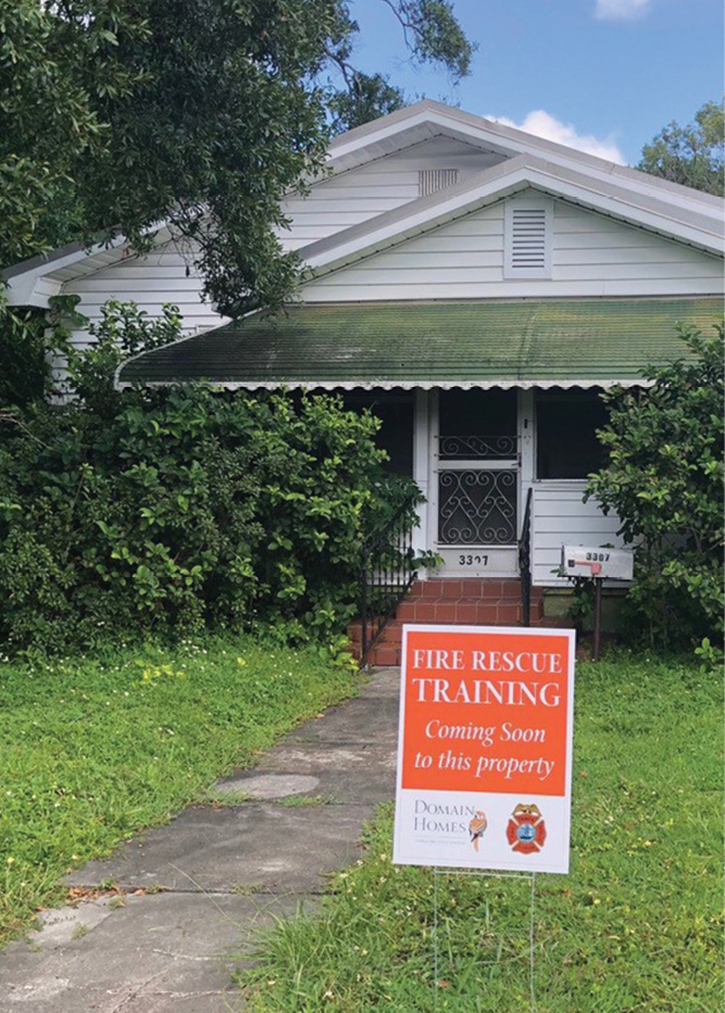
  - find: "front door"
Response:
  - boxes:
[432,390,519,577]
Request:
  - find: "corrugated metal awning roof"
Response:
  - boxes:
[116,297,722,391]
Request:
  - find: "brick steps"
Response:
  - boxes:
[396,597,540,625]
[410,578,531,600]
[350,577,573,666]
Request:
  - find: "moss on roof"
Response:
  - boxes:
[118,298,723,389]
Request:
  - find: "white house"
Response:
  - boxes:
[4,101,723,649]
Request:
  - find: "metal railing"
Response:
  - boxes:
[360,491,419,667]
[518,487,533,627]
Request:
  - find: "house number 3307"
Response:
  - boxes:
[458,554,489,566]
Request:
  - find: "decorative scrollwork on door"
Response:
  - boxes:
[439,435,518,460]
[438,470,517,545]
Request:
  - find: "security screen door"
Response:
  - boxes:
[434,389,519,577]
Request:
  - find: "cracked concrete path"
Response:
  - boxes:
[0,669,399,1012]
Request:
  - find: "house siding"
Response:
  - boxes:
[531,482,625,586]
[303,197,724,301]
[64,241,227,350]
[278,137,506,250]
[60,136,508,346]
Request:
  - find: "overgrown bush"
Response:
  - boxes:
[0,301,416,655]
[586,322,724,647]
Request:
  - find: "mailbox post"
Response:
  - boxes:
[561,547,634,660]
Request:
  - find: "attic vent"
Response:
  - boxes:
[504,200,553,279]
[419,168,458,197]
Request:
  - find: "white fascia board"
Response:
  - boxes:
[3,235,130,307]
[431,122,723,212]
[526,165,723,250]
[326,103,550,164]
[429,114,723,209]
[3,224,172,306]
[302,160,723,280]
[118,378,652,393]
[325,101,723,212]
[3,273,63,307]
[304,164,532,274]
[326,102,437,158]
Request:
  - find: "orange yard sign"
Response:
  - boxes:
[394,625,575,874]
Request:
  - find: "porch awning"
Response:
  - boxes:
[116,297,722,391]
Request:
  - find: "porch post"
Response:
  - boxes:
[519,388,535,559]
[519,389,535,495]
[412,389,430,569]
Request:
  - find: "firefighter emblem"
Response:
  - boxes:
[468,810,488,852]
[506,804,547,854]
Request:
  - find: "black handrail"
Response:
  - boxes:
[518,487,533,627]
[360,491,419,667]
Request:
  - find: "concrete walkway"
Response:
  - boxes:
[0,669,399,1012]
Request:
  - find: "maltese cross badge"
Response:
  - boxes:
[506,803,547,855]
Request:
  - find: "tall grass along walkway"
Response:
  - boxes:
[0,645,397,1012]
[240,653,723,1013]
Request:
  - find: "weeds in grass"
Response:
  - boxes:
[196,789,252,807]
[276,795,339,808]
[0,635,357,946]
[238,653,723,1013]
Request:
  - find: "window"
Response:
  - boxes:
[341,391,415,476]
[439,389,517,460]
[504,199,552,279]
[536,391,608,479]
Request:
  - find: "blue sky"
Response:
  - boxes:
[343,0,724,165]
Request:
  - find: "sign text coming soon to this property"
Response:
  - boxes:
[393,625,576,875]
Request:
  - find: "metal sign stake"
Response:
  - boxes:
[431,867,538,1013]
[593,577,603,661]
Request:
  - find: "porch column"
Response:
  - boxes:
[519,388,535,500]
[412,389,430,569]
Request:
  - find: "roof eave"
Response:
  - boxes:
[2,224,171,304]
[116,377,654,393]
[300,159,724,282]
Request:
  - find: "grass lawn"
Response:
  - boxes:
[0,636,357,946]
[239,653,723,1013]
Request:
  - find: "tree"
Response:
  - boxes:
[586,323,724,647]
[637,101,724,196]
[0,1,475,316]
[0,301,417,654]
[326,0,474,132]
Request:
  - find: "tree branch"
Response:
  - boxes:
[0,413,52,449]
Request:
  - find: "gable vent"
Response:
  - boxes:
[419,168,458,198]
[504,201,553,279]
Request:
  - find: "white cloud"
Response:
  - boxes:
[595,0,653,21]
[489,110,626,165]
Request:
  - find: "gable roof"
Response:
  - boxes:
[323,100,723,210]
[3,101,723,308]
[302,154,724,282]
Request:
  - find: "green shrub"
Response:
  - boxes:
[586,322,724,647]
[0,301,416,655]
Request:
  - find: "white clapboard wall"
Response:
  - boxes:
[303,196,724,302]
[531,482,626,586]
[277,136,504,250]
[49,133,722,354]
[58,136,502,348]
